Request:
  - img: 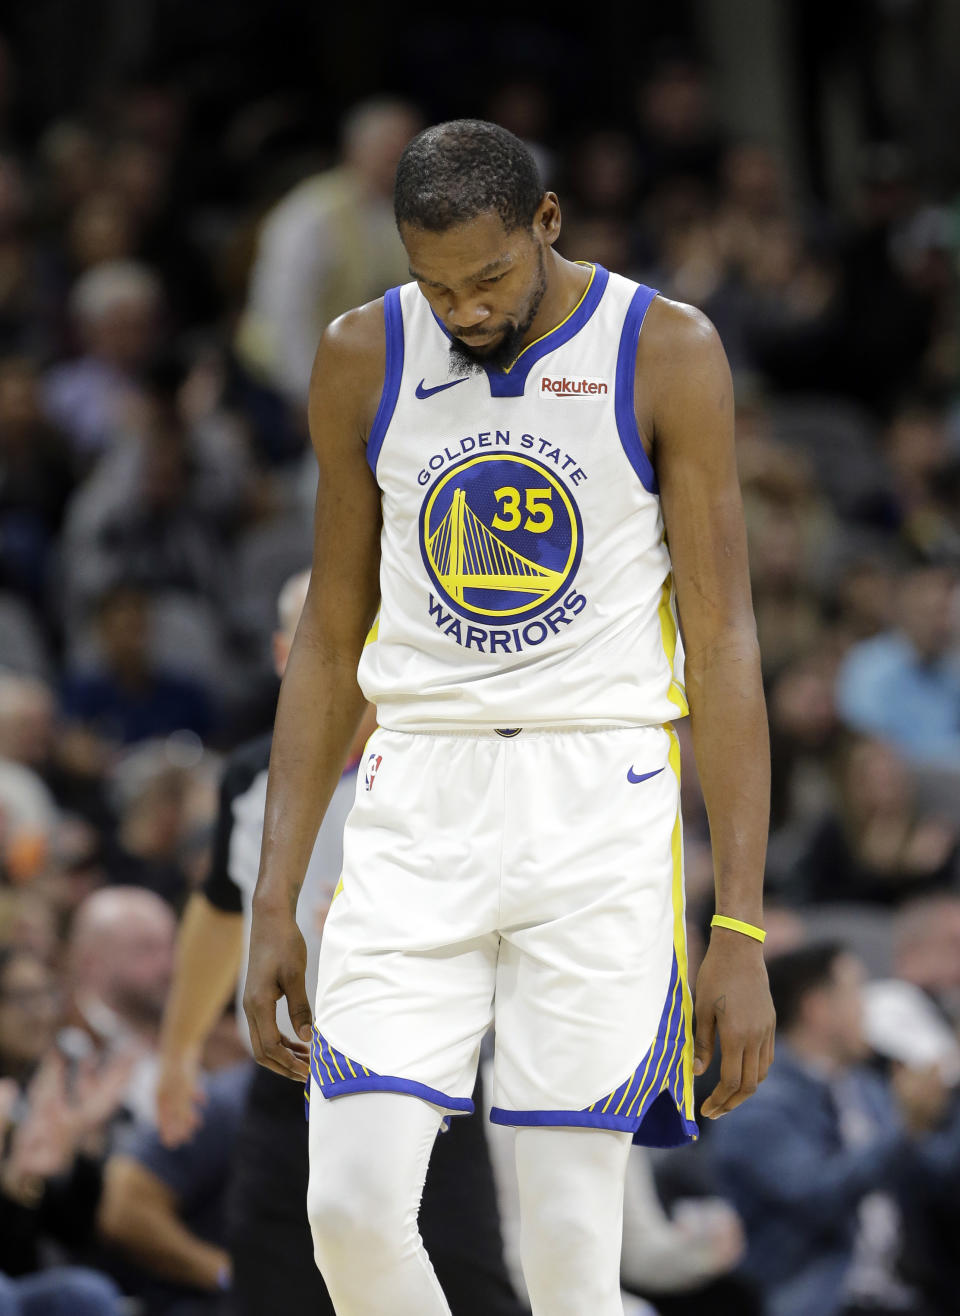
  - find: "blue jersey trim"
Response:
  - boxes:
[366,287,404,474]
[491,1106,641,1133]
[428,265,610,399]
[316,1074,474,1113]
[307,1025,473,1117]
[615,284,659,494]
[490,1094,698,1149]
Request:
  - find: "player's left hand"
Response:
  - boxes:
[693,929,775,1119]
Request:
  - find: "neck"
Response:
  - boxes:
[519,251,591,354]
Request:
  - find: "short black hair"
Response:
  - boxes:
[766,941,846,1033]
[394,119,543,233]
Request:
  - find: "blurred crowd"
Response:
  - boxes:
[0,14,959,1316]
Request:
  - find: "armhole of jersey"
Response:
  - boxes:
[366,286,404,474]
[615,285,659,495]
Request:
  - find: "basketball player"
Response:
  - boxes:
[245,120,775,1316]
[156,570,523,1316]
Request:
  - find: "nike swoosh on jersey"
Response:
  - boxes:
[626,766,665,784]
[415,377,469,399]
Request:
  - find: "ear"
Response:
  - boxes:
[536,192,561,247]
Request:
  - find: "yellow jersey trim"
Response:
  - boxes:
[502,263,596,375]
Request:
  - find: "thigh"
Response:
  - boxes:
[515,1125,633,1207]
[307,1088,445,1223]
[494,725,697,1149]
[312,729,500,1111]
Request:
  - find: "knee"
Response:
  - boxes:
[521,1201,616,1299]
[307,1164,411,1268]
[523,1196,608,1263]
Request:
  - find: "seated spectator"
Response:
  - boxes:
[0,674,55,774]
[0,946,128,1313]
[829,554,897,649]
[767,651,840,840]
[0,356,77,607]
[67,348,253,554]
[711,941,960,1316]
[0,754,59,886]
[0,672,113,831]
[63,887,175,1123]
[98,1061,250,1315]
[795,736,959,905]
[882,404,960,564]
[835,564,960,771]
[861,977,960,1315]
[59,372,229,626]
[102,741,204,907]
[42,260,161,463]
[60,585,214,746]
[893,894,960,1026]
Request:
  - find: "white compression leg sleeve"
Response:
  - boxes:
[307,1090,451,1316]
[515,1125,633,1316]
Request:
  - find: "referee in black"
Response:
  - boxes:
[156,570,525,1316]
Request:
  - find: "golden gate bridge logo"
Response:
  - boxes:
[419,452,582,621]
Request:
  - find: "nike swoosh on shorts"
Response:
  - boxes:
[626,766,665,784]
[415,377,468,399]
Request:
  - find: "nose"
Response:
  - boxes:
[447,295,491,333]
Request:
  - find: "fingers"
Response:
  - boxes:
[692,1007,716,1077]
[285,987,315,1045]
[715,1046,759,1117]
[277,1032,311,1059]
[701,1043,743,1119]
[244,995,310,1082]
[701,1027,775,1120]
[760,1028,775,1083]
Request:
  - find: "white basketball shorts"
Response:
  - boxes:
[307,723,698,1147]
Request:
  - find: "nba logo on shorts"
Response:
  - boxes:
[365,753,383,791]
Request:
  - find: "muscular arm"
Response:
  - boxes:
[244,302,385,1079]
[639,298,774,1117]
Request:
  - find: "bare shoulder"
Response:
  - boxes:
[635,295,732,444]
[323,297,387,361]
[639,295,726,379]
[309,298,388,448]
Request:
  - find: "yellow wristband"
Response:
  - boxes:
[711,914,766,944]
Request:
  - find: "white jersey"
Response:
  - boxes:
[357,263,688,731]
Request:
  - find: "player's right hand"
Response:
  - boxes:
[243,905,312,1082]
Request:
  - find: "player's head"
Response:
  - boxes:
[273,568,311,678]
[394,120,557,372]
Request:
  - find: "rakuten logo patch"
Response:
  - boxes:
[540,375,609,397]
